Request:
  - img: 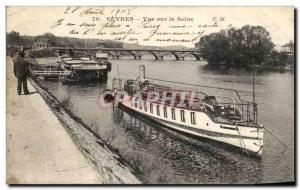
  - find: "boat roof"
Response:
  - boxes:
[96,53,108,58]
[63,60,100,64]
[72,66,107,70]
[40,62,60,67]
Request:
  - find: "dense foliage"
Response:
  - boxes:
[6,31,123,49]
[6,31,25,47]
[6,31,124,57]
[33,49,57,58]
[197,25,276,69]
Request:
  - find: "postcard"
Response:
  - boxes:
[6,6,295,184]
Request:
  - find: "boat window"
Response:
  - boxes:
[150,103,153,113]
[180,110,185,122]
[171,108,176,120]
[144,101,147,112]
[191,112,196,125]
[156,105,160,116]
[164,107,168,118]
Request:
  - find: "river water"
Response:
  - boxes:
[37,57,294,184]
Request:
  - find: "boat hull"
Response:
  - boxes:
[150,116,263,156]
[118,96,264,157]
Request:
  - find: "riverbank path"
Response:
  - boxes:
[6,57,104,184]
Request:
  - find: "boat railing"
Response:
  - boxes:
[156,78,258,123]
[147,84,208,98]
[147,77,243,102]
[215,97,257,124]
[32,70,72,77]
[112,77,258,124]
[146,77,260,123]
[214,95,237,112]
[240,100,257,124]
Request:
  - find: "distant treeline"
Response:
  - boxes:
[196,25,291,71]
[6,31,188,57]
[6,31,124,57]
[6,31,123,48]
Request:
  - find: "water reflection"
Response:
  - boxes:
[112,106,262,184]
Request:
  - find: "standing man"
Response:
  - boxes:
[13,51,30,95]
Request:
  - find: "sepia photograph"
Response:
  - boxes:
[5,6,295,185]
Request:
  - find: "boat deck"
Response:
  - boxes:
[122,81,259,128]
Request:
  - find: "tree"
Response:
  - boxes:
[35,33,58,46]
[199,31,230,66]
[197,25,274,68]
[6,31,24,47]
[239,25,274,67]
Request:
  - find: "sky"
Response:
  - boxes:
[6,6,294,47]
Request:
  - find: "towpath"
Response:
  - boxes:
[6,57,105,184]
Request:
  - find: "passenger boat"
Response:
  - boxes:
[105,65,264,156]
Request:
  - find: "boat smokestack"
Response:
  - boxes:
[139,65,146,80]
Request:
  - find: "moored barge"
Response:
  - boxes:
[59,53,111,82]
[31,52,112,82]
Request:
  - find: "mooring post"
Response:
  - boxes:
[252,59,256,122]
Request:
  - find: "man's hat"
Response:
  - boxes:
[18,51,25,58]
